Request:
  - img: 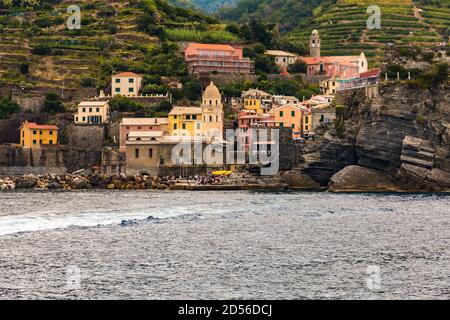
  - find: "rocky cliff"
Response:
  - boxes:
[294,82,450,192]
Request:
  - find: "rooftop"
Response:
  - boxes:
[21,122,58,130]
[121,118,169,125]
[78,101,109,107]
[169,106,203,116]
[113,72,141,78]
[266,50,297,57]
[186,43,238,52]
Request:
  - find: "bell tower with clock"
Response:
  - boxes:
[310,29,321,58]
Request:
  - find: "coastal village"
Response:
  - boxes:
[0,23,448,191]
[0,29,383,190]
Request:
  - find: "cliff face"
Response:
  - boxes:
[299,83,450,191]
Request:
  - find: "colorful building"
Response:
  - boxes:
[320,78,340,95]
[168,82,224,140]
[168,106,203,137]
[119,118,169,151]
[298,30,368,80]
[75,101,110,124]
[20,121,58,148]
[184,43,254,75]
[273,104,308,139]
[112,72,143,97]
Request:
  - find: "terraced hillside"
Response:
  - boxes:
[288,0,449,65]
[0,0,234,93]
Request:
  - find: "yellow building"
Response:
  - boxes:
[168,107,203,136]
[320,78,340,95]
[168,82,224,140]
[302,110,313,133]
[20,121,58,148]
[244,98,266,115]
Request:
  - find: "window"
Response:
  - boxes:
[33,130,37,135]
[182,123,186,130]
[129,78,134,83]
[39,131,43,135]
[279,111,284,117]
[137,126,141,130]
[305,125,309,131]
[192,115,197,120]
[160,157,165,165]
[174,124,177,130]
[280,123,284,127]
[149,148,153,158]
[89,108,92,112]
[186,115,191,120]
[135,148,139,158]
[82,108,86,112]
[291,111,295,117]
[33,140,37,145]
[96,108,100,112]
[115,88,120,93]
[49,131,53,135]
[115,78,121,83]
[75,116,78,122]
[39,140,42,144]
[209,116,212,122]
[49,140,53,145]
[292,124,295,128]
[320,115,325,122]
[82,117,86,122]
[197,123,201,130]
[129,88,134,93]
[305,117,309,124]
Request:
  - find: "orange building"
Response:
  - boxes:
[273,104,310,139]
[184,43,254,75]
[20,121,58,148]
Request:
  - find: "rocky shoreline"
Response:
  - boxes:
[2,168,450,192]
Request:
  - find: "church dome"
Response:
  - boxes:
[203,82,221,99]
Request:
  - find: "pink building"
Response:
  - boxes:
[119,118,169,151]
[185,43,254,75]
[238,110,275,129]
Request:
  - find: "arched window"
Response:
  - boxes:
[136,137,141,141]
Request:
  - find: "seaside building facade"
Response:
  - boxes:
[75,101,110,124]
[119,118,169,151]
[20,121,58,148]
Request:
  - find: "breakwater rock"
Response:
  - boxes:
[0,173,172,191]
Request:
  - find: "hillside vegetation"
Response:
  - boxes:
[0,0,236,91]
[221,0,448,65]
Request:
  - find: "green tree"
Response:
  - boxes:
[0,96,19,119]
[109,95,142,112]
[288,60,307,74]
[42,93,65,115]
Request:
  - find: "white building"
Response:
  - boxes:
[266,50,298,69]
[111,72,143,97]
[75,101,110,124]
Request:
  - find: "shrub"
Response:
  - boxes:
[0,96,19,119]
[32,44,52,55]
[109,96,143,112]
[42,93,66,115]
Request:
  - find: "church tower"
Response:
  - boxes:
[310,29,321,58]
[201,82,224,140]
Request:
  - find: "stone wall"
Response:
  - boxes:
[0,166,67,176]
[65,124,105,150]
[0,144,101,173]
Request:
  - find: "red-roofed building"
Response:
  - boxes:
[184,43,254,75]
[20,121,58,148]
[297,30,368,80]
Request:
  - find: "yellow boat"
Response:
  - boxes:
[212,171,233,176]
